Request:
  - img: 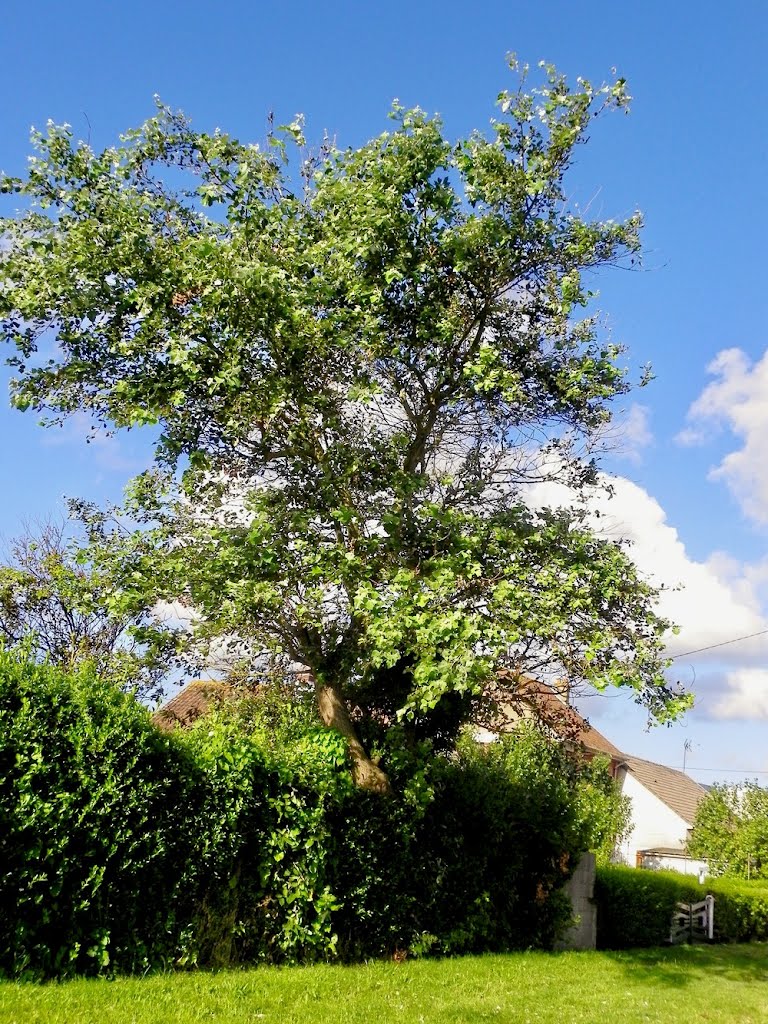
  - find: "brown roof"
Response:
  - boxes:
[495,675,623,759]
[574,718,624,759]
[154,673,619,766]
[153,680,231,731]
[638,847,698,858]
[620,754,707,826]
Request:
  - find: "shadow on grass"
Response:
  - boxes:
[602,943,768,989]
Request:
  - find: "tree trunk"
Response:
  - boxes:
[315,681,391,795]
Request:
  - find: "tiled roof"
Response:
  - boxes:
[621,754,707,826]
[154,673,615,767]
[496,675,623,759]
[153,680,230,731]
[575,718,624,759]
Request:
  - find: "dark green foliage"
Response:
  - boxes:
[595,866,701,948]
[324,729,589,959]
[1,653,624,978]
[0,649,206,977]
[594,865,768,948]
[228,700,625,961]
[405,733,590,954]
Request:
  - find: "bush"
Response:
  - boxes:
[594,865,768,948]
[170,688,609,963]
[323,727,590,959]
[407,731,592,954]
[181,714,592,962]
[0,650,207,978]
[185,717,355,966]
[1,653,623,977]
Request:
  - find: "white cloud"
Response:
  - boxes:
[591,479,767,658]
[678,346,768,525]
[586,402,653,464]
[599,481,768,721]
[611,403,653,463]
[153,599,199,627]
[711,668,768,720]
[622,404,653,459]
[530,473,768,719]
[531,475,765,655]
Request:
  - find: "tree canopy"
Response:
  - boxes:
[0,519,186,700]
[689,782,768,879]
[0,60,689,789]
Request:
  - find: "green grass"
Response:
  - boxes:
[2,945,767,1024]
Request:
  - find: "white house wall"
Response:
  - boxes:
[616,770,692,866]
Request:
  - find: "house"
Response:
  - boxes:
[614,754,709,876]
[479,673,624,773]
[153,679,231,731]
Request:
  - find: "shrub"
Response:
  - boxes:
[183,716,354,966]
[409,730,591,954]
[323,727,588,959]
[0,649,206,978]
[594,865,768,948]
[1,654,623,977]
[182,712,589,962]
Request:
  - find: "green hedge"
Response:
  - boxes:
[708,878,768,943]
[184,716,589,964]
[0,652,210,977]
[595,865,768,948]
[0,650,618,978]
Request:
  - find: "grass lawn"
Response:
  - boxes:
[1,944,767,1024]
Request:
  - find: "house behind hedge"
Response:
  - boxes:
[615,754,708,875]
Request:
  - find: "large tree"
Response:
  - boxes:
[0,61,689,790]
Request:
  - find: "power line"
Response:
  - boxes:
[668,627,768,662]
[683,766,768,776]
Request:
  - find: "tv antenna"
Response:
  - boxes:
[683,738,694,772]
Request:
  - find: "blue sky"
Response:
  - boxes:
[2,0,768,783]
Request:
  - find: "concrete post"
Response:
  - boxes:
[555,852,597,951]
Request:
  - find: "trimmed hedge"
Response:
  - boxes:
[1,650,621,977]
[708,878,768,943]
[595,865,768,948]
[0,653,210,977]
